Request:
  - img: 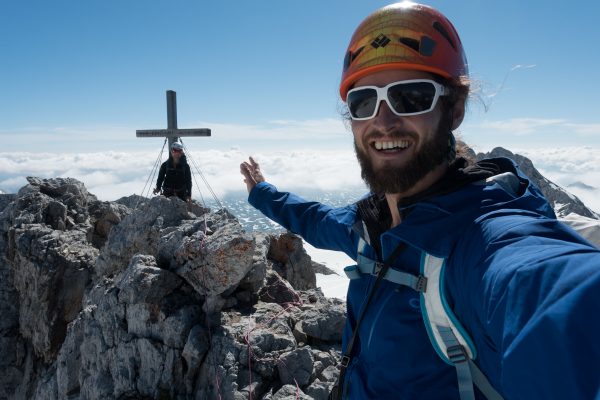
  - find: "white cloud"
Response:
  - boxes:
[473,118,600,137]
[515,147,600,213]
[0,148,364,201]
[1,117,598,214]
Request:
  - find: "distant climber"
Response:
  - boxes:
[153,142,192,202]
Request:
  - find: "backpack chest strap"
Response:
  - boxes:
[344,253,428,292]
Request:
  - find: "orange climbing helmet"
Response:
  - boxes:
[340,2,468,101]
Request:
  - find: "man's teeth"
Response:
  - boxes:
[374,140,411,150]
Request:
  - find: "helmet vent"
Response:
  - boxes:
[399,37,420,53]
[399,36,436,57]
[433,21,456,50]
[343,46,365,70]
[420,36,436,56]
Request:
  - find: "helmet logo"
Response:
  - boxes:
[371,34,391,49]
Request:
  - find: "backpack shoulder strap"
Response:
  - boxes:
[420,252,504,400]
[419,252,477,362]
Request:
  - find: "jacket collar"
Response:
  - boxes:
[356,157,555,258]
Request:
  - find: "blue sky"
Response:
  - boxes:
[0,1,599,209]
[2,0,600,150]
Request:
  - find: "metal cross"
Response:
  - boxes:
[136,90,211,149]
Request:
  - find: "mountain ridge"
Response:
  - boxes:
[0,177,343,399]
[472,146,599,219]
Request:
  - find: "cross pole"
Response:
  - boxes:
[136,90,211,149]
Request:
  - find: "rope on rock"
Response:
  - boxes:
[134,138,168,210]
[180,138,224,209]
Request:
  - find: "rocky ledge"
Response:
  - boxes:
[0,177,344,400]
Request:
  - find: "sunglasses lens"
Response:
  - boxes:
[347,88,378,119]
[387,81,437,114]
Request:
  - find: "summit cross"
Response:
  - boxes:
[136,90,211,149]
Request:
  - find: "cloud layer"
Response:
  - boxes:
[0,148,365,202]
[515,147,600,213]
[1,146,598,214]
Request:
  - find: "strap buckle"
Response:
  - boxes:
[340,355,351,368]
[372,261,384,275]
[447,345,468,364]
[416,275,428,292]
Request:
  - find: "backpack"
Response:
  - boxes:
[341,174,523,400]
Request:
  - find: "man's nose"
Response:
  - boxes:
[372,100,403,129]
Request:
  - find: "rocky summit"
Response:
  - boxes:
[0,177,344,400]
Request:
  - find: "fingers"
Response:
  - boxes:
[239,162,253,178]
[249,156,259,169]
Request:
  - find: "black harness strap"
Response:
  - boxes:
[330,242,407,400]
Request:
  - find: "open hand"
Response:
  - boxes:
[240,156,265,193]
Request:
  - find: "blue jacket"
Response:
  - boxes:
[248,157,600,399]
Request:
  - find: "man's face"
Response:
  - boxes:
[350,69,455,195]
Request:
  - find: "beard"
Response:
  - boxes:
[354,118,452,195]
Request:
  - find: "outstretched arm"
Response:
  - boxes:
[452,216,600,399]
[240,157,359,259]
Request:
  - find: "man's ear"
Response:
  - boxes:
[451,99,466,130]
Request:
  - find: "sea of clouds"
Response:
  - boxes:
[0,148,364,201]
[0,146,598,214]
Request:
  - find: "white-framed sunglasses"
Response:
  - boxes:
[346,79,448,120]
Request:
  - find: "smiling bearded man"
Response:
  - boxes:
[353,97,454,195]
[239,2,600,400]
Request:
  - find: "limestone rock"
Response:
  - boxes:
[268,232,317,291]
[277,347,314,387]
[174,218,255,303]
[271,384,313,400]
[117,254,202,349]
[87,200,131,248]
[114,194,147,209]
[10,225,96,362]
[0,176,344,400]
[94,195,196,277]
[306,379,334,400]
[292,290,346,343]
[0,193,16,213]
[259,269,300,305]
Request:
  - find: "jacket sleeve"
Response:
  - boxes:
[156,163,166,190]
[185,164,192,197]
[452,214,600,399]
[248,182,360,260]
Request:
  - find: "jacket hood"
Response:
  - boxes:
[357,157,556,258]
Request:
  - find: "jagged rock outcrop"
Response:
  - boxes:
[267,233,318,290]
[476,147,599,219]
[0,177,343,400]
[0,194,16,213]
[0,178,99,366]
